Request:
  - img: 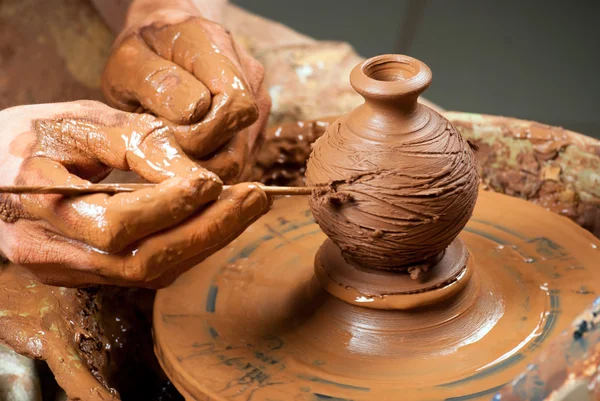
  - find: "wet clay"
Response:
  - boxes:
[103,16,259,159]
[305,55,479,270]
[0,262,183,401]
[251,114,600,243]
[0,101,268,288]
[153,192,600,400]
[315,238,474,309]
[0,263,116,400]
[96,286,184,400]
[252,117,337,186]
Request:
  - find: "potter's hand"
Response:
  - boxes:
[0,101,270,288]
[102,1,270,182]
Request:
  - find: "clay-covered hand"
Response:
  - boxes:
[0,101,270,288]
[102,1,270,182]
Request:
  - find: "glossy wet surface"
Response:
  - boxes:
[154,191,600,401]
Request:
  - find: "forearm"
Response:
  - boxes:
[91,0,227,33]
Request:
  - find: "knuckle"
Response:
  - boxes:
[234,98,259,127]
[103,44,128,80]
[122,259,148,283]
[220,156,242,183]
[88,221,128,254]
[188,170,224,196]
[216,95,258,133]
[249,58,265,78]
[91,234,121,254]
[196,17,227,33]
[150,271,178,289]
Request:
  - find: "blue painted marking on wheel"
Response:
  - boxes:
[313,393,355,401]
[440,354,525,388]
[468,222,572,264]
[463,227,508,244]
[443,384,505,400]
[470,219,528,240]
[290,228,322,242]
[298,375,370,392]
[227,214,316,263]
[227,234,274,263]
[528,292,559,349]
[527,237,569,260]
[208,326,218,339]
[440,291,559,389]
[440,229,559,392]
[206,285,218,313]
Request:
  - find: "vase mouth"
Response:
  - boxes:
[351,54,432,101]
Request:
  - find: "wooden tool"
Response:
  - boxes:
[0,184,314,196]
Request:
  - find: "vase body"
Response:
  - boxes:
[305,54,479,270]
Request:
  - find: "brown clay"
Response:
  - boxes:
[253,117,337,186]
[315,238,474,309]
[154,192,600,401]
[152,54,600,401]
[447,113,600,239]
[0,101,269,287]
[103,17,258,159]
[0,263,116,400]
[305,55,479,271]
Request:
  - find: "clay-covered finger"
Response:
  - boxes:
[246,82,272,154]
[231,41,271,152]
[35,105,215,184]
[197,129,249,183]
[232,41,265,97]
[123,115,215,183]
[102,36,211,125]
[19,157,221,253]
[140,19,258,157]
[89,183,270,286]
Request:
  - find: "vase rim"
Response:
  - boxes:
[350,54,433,101]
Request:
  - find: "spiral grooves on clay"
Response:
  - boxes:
[306,108,479,270]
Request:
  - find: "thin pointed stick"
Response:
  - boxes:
[0,183,314,196]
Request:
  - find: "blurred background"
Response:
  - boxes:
[234,0,600,138]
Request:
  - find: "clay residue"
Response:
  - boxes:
[97,286,184,401]
[252,117,336,186]
[0,264,115,400]
[448,113,600,238]
[0,262,184,400]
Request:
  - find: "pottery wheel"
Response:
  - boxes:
[153,191,600,401]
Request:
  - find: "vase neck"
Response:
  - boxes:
[348,54,433,137]
[347,101,431,139]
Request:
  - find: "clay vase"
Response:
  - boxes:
[305,54,479,271]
